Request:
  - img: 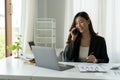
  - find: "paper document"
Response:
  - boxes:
[78,63,107,73]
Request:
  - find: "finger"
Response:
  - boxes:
[71,27,76,32]
[88,55,96,59]
[86,55,93,59]
[86,56,95,62]
[70,28,74,34]
[86,59,93,63]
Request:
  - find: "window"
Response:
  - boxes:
[0,0,5,59]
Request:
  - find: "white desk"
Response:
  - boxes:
[0,56,120,80]
[0,56,33,80]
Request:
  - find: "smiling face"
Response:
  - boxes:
[75,16,90,33]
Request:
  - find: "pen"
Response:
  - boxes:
[111,66,120,70]
[90,52,94,55]
[86,52,94,63]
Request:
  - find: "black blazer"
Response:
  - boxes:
[63,35,109,63]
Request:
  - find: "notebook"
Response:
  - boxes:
[78,63,107,73]
[31,46,74,71]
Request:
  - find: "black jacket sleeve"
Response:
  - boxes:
[96,38,109,63]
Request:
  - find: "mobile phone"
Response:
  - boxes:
[72,28,78,35]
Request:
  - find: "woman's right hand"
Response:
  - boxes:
[70,28,78,41]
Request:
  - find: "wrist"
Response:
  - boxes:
[71,37,76,41]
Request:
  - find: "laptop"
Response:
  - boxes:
[31,46,74,71]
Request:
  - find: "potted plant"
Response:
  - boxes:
[7,35,22,58]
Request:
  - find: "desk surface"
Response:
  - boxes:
[0,56,120,80]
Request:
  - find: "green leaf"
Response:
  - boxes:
[17,35,22,40]
[7,45,17,51]
[7,35,22,51]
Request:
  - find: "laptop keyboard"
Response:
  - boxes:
[58,63,74,71]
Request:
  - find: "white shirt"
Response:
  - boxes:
[79,46,89,62]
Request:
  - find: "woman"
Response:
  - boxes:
[63,11,109,63]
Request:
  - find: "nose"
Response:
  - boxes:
[75,25,78,28]
[76,23,81,28]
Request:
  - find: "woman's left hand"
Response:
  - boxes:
[86,55,97,63]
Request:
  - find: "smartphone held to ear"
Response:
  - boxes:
[72,28,78,35]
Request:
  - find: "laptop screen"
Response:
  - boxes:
[32,46,60,70]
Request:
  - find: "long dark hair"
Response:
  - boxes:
[66,11,97,46]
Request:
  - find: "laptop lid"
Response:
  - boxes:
[31,46,60,70]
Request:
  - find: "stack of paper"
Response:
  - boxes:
[78,63,107,73]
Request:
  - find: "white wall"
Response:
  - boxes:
[36,0,47,18]
[36,0,65,48]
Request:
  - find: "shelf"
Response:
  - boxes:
[34,37,56,43]
[34,18,56,48]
